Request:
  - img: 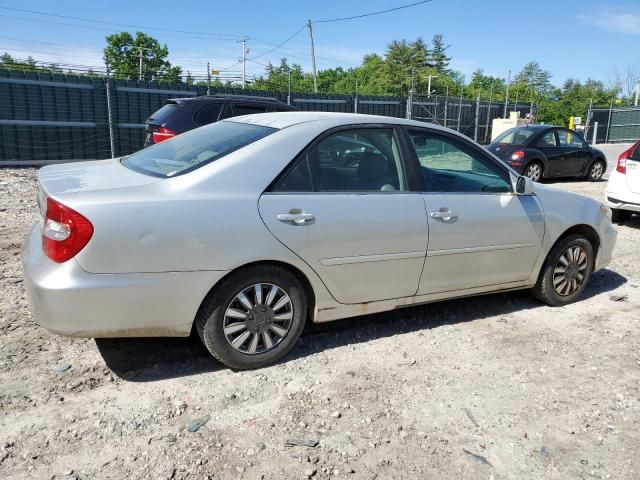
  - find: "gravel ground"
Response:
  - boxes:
[1,167,639,480]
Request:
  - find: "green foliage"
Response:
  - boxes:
[430,34,451,73]
[103,32,182,82]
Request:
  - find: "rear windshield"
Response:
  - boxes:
[148,103,181,124]
[493,128,536,145]
[122,121,277,177]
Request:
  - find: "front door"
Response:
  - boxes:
[259,126,428,304]
[556,129,589,176]
[534,129,563,177]
[404,129,545,295]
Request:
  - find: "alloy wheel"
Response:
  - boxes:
[590,162,604,180]
[525,163,542,182]
[552,246,588,296]
[223,283,293,355]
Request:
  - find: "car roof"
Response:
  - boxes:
[513,124,555,131]
[226,111,457,132]
[168,94,286,104]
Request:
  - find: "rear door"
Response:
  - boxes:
[258,125,428,304]
[405,128,545,294]
[557,129,588,176]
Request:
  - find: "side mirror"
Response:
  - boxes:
[516,175,535,195]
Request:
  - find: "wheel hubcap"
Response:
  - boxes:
[223,283,293,355]
[552,246,588,296]
[527,164,541,181]
[591,163,603,179]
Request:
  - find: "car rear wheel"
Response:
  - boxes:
[587,160,605,181]
[611,208,631,224]
[195,265,307,369]
[531,234,594,306]
[524,161,543,182]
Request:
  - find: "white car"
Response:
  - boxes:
[605,140,640,223]
[23,112,617,369]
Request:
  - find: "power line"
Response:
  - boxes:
[249,24,307,61]
[313,0,433,23]
[0,6,244,38]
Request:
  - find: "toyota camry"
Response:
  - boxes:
[23,112,617,369]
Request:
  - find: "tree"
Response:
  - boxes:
[103,32,182,82]
[609,64,640,100]
[514,61,552,91]
[430,34,451,73]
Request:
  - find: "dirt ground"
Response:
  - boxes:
[1,167,639,480]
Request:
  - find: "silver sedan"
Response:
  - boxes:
[23,112,617,369]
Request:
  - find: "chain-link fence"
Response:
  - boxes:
[0,68,531,163]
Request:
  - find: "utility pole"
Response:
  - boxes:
[207,62,211,95]
[239,38,248,89]
[138,46,144,81]
[503,69,511,117]
[427,75,437,97]
[307,20,318,93]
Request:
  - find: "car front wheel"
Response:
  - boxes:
[524,161,543,182]
[531,234,594,306]
[195,265,307,369]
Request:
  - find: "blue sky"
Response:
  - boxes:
[0,0,638,86]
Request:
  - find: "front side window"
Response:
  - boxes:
[408,131,512,193]
[557,129,584,147]
[273,128,407,193]
[122,121,277,177]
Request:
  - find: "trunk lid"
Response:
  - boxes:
[38,158,161,198]
[487,143,520,159]
[627,157,640,193]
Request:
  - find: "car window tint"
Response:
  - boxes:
[537,131,556,147]
[632,144,640,159]
[493,127,536,145]
[122,121,277,178]
[148,103,180,124]
[557,130,583,147]
[194,103,222,125]
[408,131,512,193]
[232,104,267,116]
[273,129,406,193]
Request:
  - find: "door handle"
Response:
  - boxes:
[277,212,315,225]
[430,209,458,221]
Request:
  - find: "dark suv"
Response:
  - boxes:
[144,94,296,147]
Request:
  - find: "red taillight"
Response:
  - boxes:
[152,127,177,144]
[511,150,525,160]
[42,197,93,263]
[617,147,632,174]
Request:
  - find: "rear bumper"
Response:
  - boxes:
[605,196,640,213]
[22,224,228,338]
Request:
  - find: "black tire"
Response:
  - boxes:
[611,208,631,224]
[195,265,307,370]
[587,160,605,181]
[531,234,594,306]
[524,161,543,182]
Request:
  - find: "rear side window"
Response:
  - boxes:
[493,128,535,145]
[122,121,277,177]
[631,143,640,159]
[232,104,267,116]
[148,103,180,124]
[194,103,223,125]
